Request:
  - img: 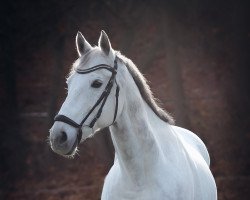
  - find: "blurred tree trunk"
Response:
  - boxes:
[0,3,28,198]
[160,2,191,128]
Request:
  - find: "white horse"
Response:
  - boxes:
[49,30,217,200]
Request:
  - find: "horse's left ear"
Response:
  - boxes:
[76,31,92,57]
[98,30,112,55]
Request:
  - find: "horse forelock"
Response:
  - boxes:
[72,47,112,71]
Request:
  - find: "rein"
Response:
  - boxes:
[54,56,120,144]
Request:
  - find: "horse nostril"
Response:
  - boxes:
[59,131,68,144]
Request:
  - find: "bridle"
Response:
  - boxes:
[54,56,120,144]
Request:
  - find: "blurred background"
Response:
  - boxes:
[0,0,249,199]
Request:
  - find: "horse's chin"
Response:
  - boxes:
[51,137,79,158]
[63,137,79,158]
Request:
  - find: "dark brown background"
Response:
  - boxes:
[1,0,249,199]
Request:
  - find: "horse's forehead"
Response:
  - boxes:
[73,50,111,70]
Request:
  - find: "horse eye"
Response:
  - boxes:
[91,80,103,88]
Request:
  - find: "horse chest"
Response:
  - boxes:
[102,180,190,200]
[101,161,193,200]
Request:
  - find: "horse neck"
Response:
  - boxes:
[109,84,177,186]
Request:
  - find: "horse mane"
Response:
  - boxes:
[116,52,174,125]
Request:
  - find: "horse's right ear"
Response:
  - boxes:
[76,31,92,57]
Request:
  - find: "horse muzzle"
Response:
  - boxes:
[49,122,79,156]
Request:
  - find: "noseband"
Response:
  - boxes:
[54,56,120,144]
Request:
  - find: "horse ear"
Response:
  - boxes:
[76,31,92,57]
[98,30,112,55]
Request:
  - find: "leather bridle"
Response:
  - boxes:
[54,56,120,144]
